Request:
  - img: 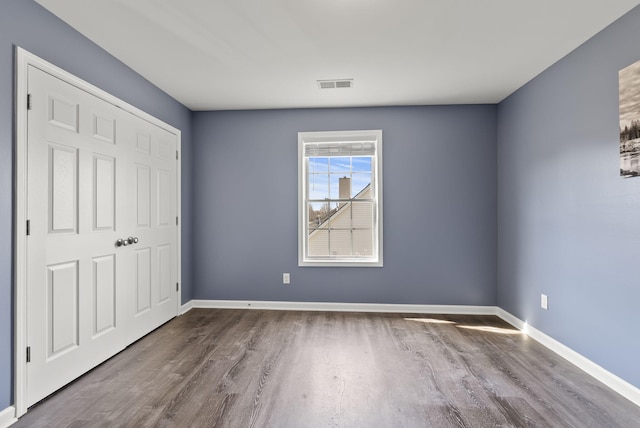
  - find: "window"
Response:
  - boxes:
[298,130,383,266]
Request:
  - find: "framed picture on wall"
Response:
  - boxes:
[620,59,640,177]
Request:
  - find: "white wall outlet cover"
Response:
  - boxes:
[541,294,548,310]
[283,273,290,284]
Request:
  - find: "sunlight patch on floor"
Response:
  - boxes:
[403,318,456,324]
[457,325,522,335]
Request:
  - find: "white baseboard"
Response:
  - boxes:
[0,406,17,428]
[190,299,498,315]
[495,308,640,408]
[179,300,193,315]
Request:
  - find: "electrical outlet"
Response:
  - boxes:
[541,294,548,310]
[283,273,290,285]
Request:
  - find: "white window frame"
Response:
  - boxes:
[298,130,383,267]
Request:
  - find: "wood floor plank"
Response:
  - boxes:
[13,309,640,427]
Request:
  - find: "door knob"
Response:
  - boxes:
[116,237,139,247]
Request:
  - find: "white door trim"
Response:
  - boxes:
[13,47,182,417]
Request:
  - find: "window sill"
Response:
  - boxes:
[299,258,383,267]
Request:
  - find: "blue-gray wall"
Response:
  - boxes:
[0,0,194,408]
[497,5,640,389]
[192,106,498,305]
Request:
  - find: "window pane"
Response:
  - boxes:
[353,229,373,256]
[330,230,352,256]
[308,157,329,200]
[308,202,330,230]
[329,157,351,173]
[329,202,351,229]
[308,173,329,200]
[308,230,330,256]
[352,201,373,229]
[329,175,342,199]
[308,157,329,172]
[351,173,371,198]
[352,157,372,172]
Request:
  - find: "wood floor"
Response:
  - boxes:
[14,309,640,427]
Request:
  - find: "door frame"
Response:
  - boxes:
[13,47,183,417]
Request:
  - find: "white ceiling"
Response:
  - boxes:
[36,0,640,111]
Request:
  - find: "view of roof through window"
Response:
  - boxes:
[306,156,374,257]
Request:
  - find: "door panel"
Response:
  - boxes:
[136,132,151,154]
[47,261,79,357]
[135,248,152,315]
[48,143,78,234]
[157,169,171,226]
[26,65,178,406]
[48,93,79,132]
[93,154,115,231]
[158,245,172,303]
[158,137,172,160]
[92,255,116,337]
[91,113,115,144]
[135,164,151,227]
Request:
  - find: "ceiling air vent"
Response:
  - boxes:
[318,79,353,89]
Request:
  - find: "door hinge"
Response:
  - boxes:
[176,216,179,226]
[176,150,179,160]
[26,220,30,236]
[26,346,31,363]
[176,282,179,292]
[27,94,32,110]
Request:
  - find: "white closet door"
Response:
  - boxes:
[25,65,178,407]
[120,108,178,344]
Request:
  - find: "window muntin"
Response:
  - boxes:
[298,130,382,266]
